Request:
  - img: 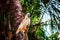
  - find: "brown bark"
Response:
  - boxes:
[0,0,29,40]
[9,0,29,40]
[0,0,10,40]
[9,0,24,32]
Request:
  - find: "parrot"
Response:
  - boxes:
[16,13,30,34]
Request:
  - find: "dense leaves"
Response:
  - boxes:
[20,0,60,40]
[0,0,60,40]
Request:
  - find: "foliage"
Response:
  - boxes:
[20,0,60,40]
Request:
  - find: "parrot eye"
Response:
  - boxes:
[26,13,30,17]
[28,14,30,17]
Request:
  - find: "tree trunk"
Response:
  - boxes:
[9,0,24,32]
[9,0,29,40]
[0,0,29,40]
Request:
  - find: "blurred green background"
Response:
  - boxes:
[20,0,60,40]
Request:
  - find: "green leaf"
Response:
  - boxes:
[20,0,24,5]
[36,28,44,36]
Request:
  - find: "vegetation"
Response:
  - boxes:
[0,0,60,40]
[20,0,60,40]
